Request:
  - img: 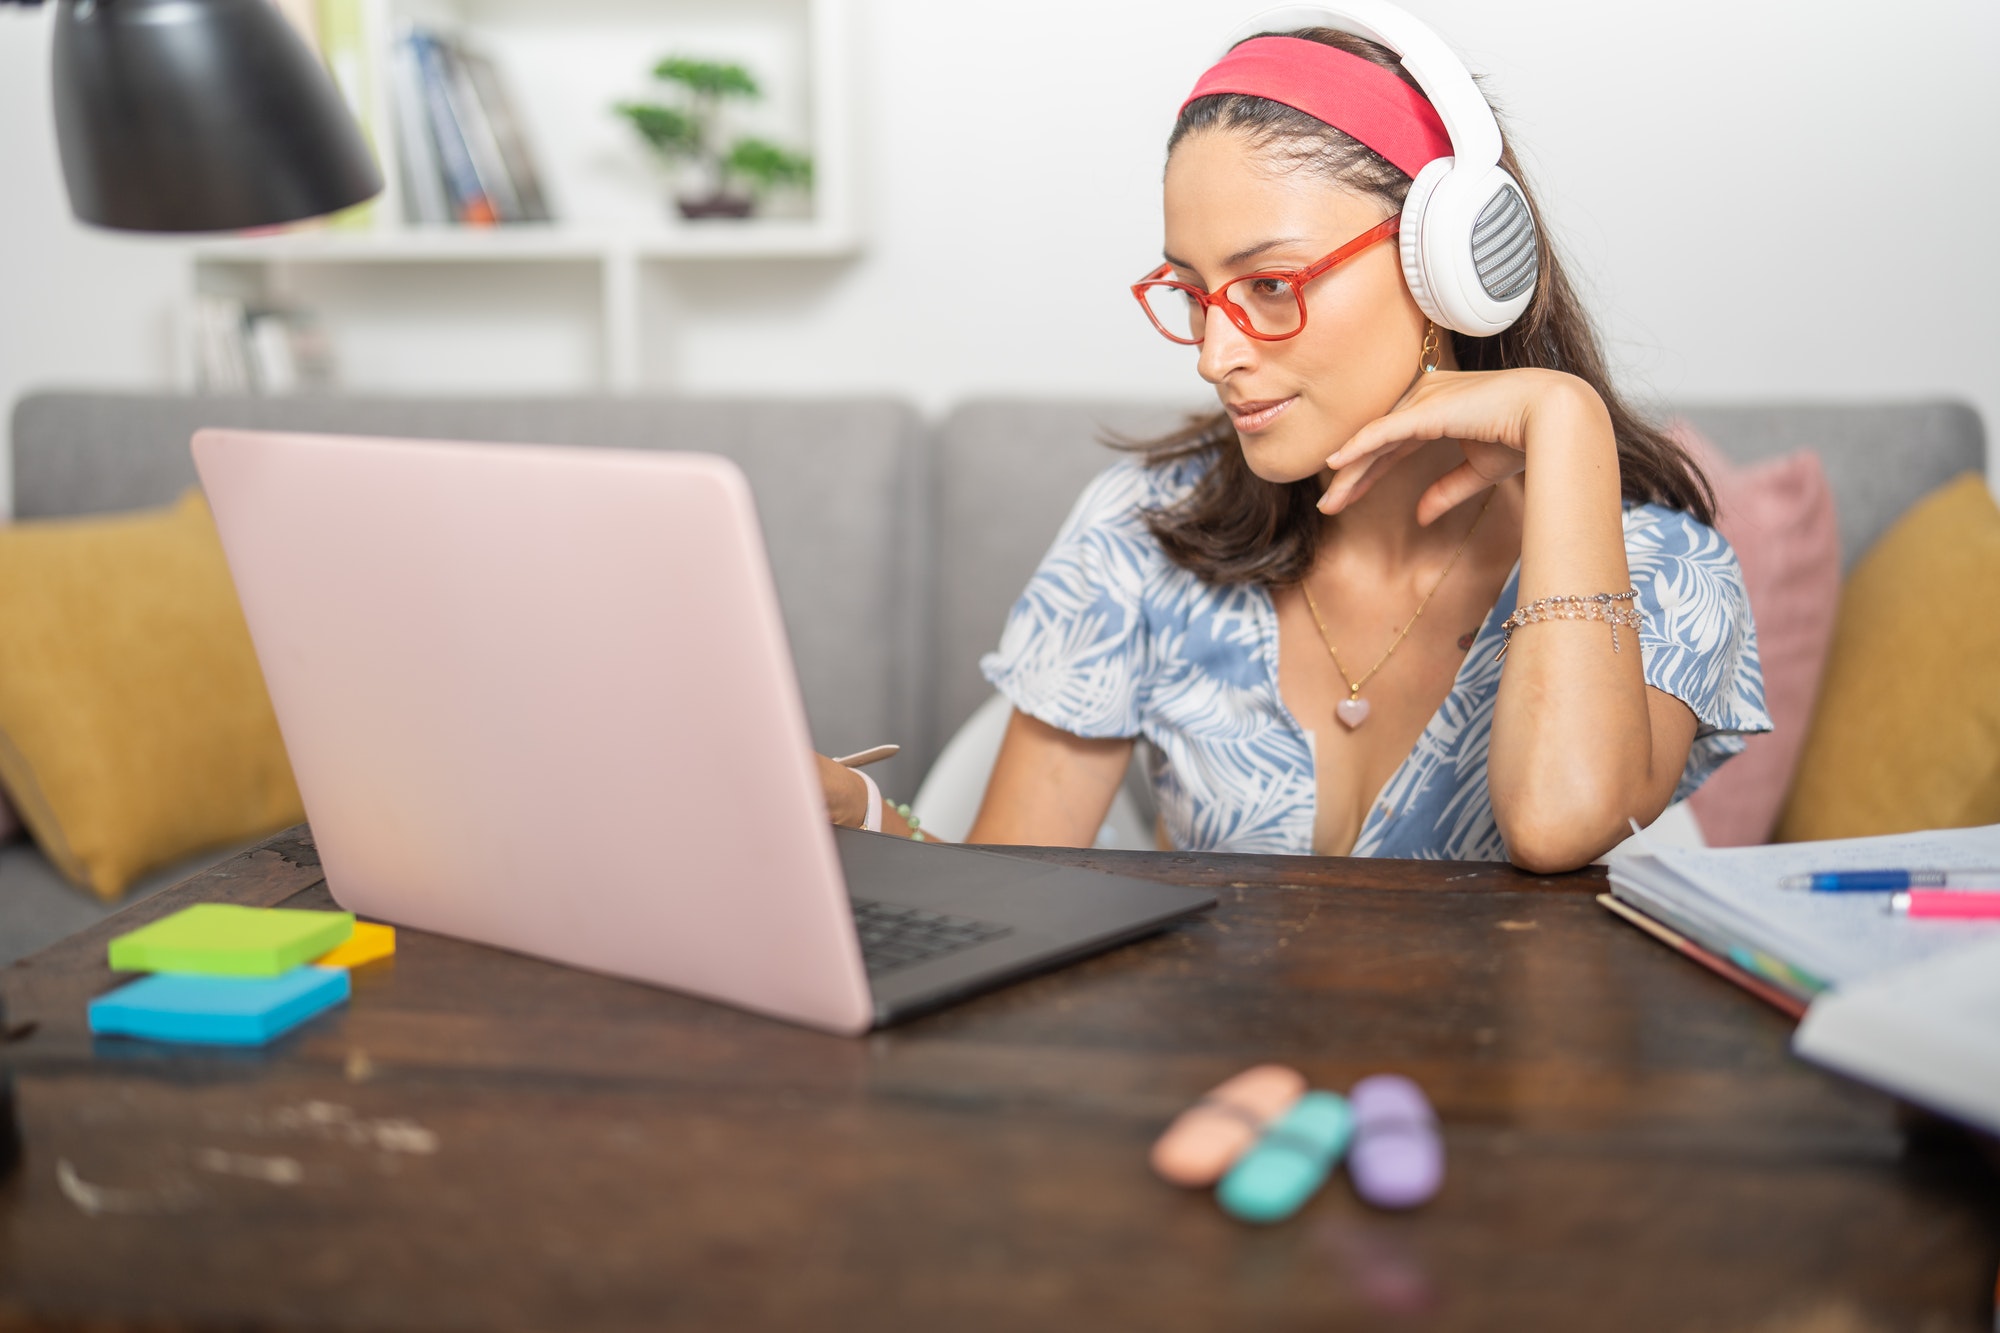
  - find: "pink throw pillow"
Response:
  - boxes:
[1676,424,1841,846]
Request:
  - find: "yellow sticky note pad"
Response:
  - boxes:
[314,921,396,970]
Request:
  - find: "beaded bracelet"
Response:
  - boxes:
[1495,588,1643,661]
[892,802,927,842]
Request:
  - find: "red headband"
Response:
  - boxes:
[1180,35,1452,179]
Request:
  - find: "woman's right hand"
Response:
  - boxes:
[814,752,871,828]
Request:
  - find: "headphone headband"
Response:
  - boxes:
[1181,37,1451,178]
[1220,2,1502,169]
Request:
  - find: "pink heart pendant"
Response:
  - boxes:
[1335,696,1371,730]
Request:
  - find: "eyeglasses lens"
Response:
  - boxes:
[1139,275,1304,343]
[1140,283,1203,343]
[1225,275,1304,338]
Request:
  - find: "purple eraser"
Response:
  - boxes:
[1348,1074,1443,1209]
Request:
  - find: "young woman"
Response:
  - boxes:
[821,11,1769,873]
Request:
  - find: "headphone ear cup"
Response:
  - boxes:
[1412,164,1538,338]
[1398,158,1452,330]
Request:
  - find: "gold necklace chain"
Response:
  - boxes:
[1299,489,1495,724]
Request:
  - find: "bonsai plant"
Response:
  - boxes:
[614,57,813,220]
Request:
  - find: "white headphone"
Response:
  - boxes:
[1220,2,1538,337]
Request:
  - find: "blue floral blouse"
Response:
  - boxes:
[981,455,1771,859]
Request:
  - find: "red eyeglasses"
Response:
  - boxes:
[1131,213,1402,345]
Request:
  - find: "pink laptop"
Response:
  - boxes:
[192,429,1211,1035]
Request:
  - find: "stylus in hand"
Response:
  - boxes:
[832,745,899,769]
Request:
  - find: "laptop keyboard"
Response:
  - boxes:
[851,899,1012,976]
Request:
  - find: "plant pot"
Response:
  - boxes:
[675,192,754,220]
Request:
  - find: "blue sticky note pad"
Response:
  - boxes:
[88,967,350,1046]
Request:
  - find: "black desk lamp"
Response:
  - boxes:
[4,0,382,231]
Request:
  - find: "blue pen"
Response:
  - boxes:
[1778,868,2000,892]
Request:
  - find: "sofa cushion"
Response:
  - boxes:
[0,490,303,898]
[1775,475,2000,841]
[1676,427,1842,846]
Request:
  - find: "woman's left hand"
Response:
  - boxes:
[1318,367,1605,526]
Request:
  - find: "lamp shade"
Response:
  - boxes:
[50,0,383,232]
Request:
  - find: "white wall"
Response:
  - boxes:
[5,0,1997,512]
[1,4,188,516]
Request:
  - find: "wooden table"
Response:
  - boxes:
[1,828,1994,1331]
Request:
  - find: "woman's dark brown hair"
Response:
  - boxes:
[1137,27,1714,587]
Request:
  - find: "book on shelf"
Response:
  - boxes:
[440,36,523,223]
[409,28,494,225]
[188,297,337,396]
[394,25,553,227]
[389,28,450,227]
[458,45,552,223]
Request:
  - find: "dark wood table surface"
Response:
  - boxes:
[1,827,1994,1332]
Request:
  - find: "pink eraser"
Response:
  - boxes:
[1348,1074,1443,1209]
[1150,1064,1307,1188]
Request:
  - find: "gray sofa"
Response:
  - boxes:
[2,391,1987,963]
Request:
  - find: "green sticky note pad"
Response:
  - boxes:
[108,904,355,978]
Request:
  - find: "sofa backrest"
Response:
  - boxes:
[929,398,1990,752]
[1673,401,1985,572]
[12,391,1989,788]
[929,400,1200,761]
[9,392,932,795]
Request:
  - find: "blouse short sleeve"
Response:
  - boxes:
[979,460,1174,739]
[1623,504,1774,800]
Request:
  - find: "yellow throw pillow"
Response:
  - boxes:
[1775,474,2000,842]
[0,490,303,899]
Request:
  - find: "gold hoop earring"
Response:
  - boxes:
[1421,322,1442,374]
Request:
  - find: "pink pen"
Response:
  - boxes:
[1888,890,2000,920]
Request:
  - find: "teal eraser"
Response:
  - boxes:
[1216,1090,1354,1224]
[88,967,350,1046]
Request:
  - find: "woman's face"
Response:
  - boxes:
[1161,129,1430,484]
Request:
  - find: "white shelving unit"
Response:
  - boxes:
[189,0,857,392]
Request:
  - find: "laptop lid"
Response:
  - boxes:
[193,429,877,1035]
